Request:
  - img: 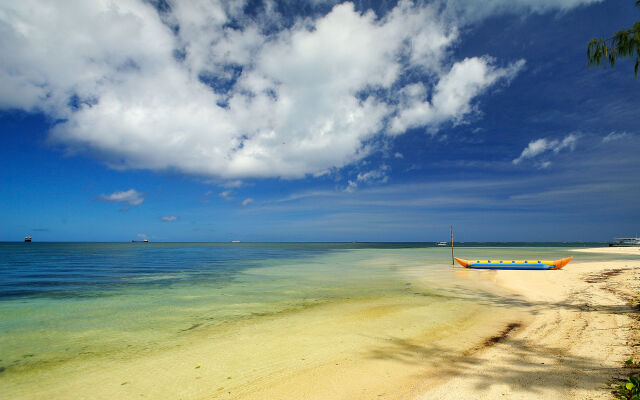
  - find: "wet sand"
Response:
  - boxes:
[1,293,521,400]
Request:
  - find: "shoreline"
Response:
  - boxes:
[0,282,523,399]
[2,247,639,399]
[414,249,640,399]
[571,246,640,256]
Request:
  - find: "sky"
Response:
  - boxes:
[1,0,638,242]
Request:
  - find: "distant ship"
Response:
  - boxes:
[24,235,32,242]
[435,241,448,246]
[231,240,241,243]
[609,237,640,247]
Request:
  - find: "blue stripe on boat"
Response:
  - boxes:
[466,265,554,270]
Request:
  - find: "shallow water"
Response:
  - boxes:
[0,242,617,398]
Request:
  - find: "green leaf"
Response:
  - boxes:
[627,382,635,390]
[586,18,640,77]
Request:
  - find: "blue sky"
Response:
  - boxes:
[1,0,638,242]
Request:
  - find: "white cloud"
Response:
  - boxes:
[219,190,234,200]
[98,189,145,206]
[513,133,579,165]
[0,0,594,179]
[357,165,390,184]
[221,180,244,188]
[516,138,552,161]
[602,131,630,143]
[161,215,178,221]
[241,198,253,206]
[441,0,603,24]
[389,57,525,134]
[539,161,552,169]
[344,180,358,193]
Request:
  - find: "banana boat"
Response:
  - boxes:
[454,257,572,270]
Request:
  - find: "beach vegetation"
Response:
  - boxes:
[614,376,640,399]
[626,356,635,365]
[587,1,640,77]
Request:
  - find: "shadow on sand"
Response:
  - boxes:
[366,333,628,394]
[371,270,640,394]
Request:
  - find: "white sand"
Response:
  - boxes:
[572,246,640,256]
[415,254,640,399]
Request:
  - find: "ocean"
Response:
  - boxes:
[0,242,610,398]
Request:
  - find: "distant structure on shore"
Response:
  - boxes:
[435,241,448,246]
[131,239,149,243]
[609,237,640,247]
[24,235,32,242]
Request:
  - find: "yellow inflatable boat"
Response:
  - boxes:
[454,257,572,270]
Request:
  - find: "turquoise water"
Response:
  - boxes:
[0,242,619,380]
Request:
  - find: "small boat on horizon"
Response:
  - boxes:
[455,257,572,270]
[609,237,640,247]
[24,235,32,242]
[435,241,448,246]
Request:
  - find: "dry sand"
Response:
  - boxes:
[572,246,640,256]
[416,249,640,399]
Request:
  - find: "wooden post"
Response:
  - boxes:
[450,225,454,265]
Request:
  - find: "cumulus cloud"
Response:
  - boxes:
[98,189,145,206]
[161,215,178,221]
[0,0,596,179]
[389,57,525,134]
[513,134,579,166]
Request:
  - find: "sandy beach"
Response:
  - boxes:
[417,246,640,399]
[2,247,639,399]
[572,247,640,256]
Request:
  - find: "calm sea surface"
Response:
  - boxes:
[0,242,614,382]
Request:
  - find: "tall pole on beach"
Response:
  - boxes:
[450,225,454,266]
